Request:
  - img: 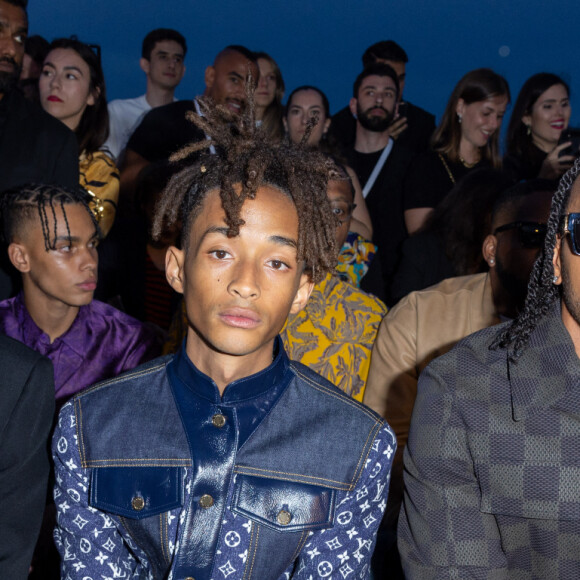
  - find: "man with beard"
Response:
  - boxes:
[0,0,78,299]
[363,179,554,577]
[397,163,580,577]
[330,40,435,155]
[344,63,414,303]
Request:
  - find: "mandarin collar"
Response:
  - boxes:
[170,336,290,404]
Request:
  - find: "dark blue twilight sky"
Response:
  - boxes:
[29,0,580,133]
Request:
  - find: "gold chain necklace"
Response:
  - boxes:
[438,153,455,185]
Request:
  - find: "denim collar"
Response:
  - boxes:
[170,336,290,405]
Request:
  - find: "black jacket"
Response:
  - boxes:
[0,335,54,580]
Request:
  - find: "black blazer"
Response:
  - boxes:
[0,335,54,580]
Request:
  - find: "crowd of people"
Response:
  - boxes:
[1,0,580,578]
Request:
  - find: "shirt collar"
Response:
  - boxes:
[170,335,290,404]
[16,292,87,357]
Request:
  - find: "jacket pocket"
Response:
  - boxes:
[230,474,336,532]
[90,466,184,520]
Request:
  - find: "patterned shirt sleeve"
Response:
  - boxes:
[292,424,396,579]
[52,402,151,580]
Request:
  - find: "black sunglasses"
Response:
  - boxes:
[493,221,547,249]
[561,213,580,255]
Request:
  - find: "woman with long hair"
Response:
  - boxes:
[404,68,510,234]
[254,51,285,142]
[505,73,574,181]
[39,38,119,237]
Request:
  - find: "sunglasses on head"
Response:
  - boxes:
[493,221,547,249]
[561,213,580,255]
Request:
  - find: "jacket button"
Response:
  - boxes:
[199,494,214,508]
[212,414,226,428]
[131,496,145,511]
[185,577,195,580]
[277,509,292,525]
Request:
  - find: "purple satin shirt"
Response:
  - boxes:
[0,294,160,402]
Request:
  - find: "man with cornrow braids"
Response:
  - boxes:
[53,94,395,579]
[0,183,160,406]
[399,157,580,578]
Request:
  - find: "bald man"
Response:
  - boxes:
[119,46,259,200]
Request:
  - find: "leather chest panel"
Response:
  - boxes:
[231,474,336,532]
[90,466,184,520]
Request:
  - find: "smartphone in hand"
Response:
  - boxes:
[559,128,580,158]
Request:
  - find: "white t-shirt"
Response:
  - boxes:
[104,95,151,161]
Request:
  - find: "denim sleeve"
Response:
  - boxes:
[292,424,396,579]
[52,402,150,579]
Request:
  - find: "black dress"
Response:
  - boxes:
[404,150,489,211]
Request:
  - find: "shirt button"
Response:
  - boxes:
[212,414,226,428]
[131,496,145,511]
[277,509,292,525]
[199,494,214,508]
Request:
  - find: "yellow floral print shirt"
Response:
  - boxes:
[80,150,120,238]
[280,273,387,401]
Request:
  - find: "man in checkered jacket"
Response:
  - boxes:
[399,159,580,578]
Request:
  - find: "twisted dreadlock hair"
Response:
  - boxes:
[0,183,98,251]
[491,158,580,359]
[151,93,338,283]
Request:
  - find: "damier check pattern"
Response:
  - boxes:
[399,302,580,579]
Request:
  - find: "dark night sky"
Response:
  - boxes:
[29,0,580,130]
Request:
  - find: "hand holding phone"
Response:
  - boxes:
[558,128,580,158]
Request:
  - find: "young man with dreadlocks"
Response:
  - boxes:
[399,158,580,578]
[0,183,160,405]
[52,98,395,579]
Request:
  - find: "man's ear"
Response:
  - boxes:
[204,65,215,91]
[8,242,31,273]
[482,234,498,268]
[140,57,150,75]
[165,246,185,294]
[552,234,563,285]
[289,273,314,315]
[349,97,358,118]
